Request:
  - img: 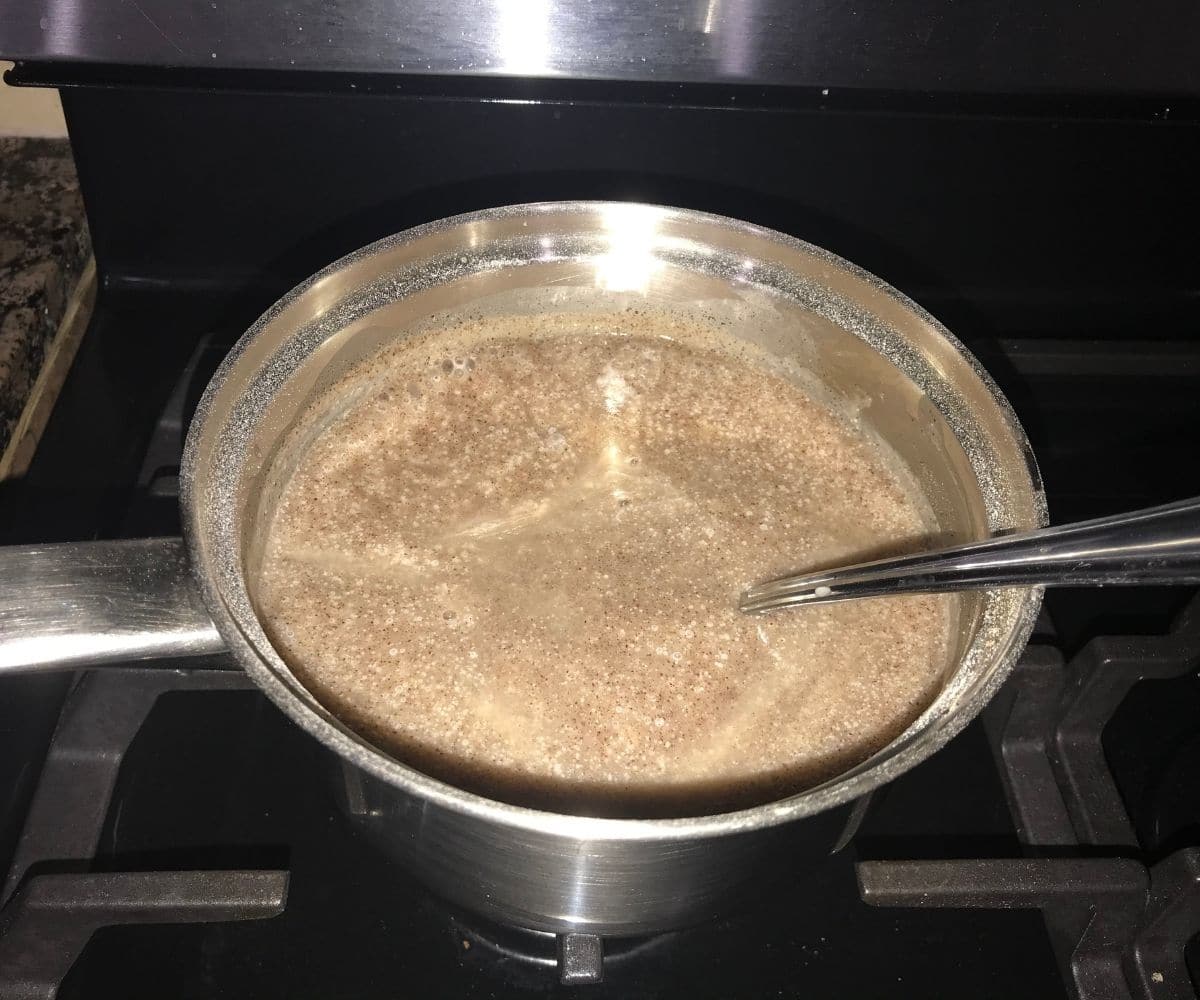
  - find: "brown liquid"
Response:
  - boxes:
[255,310,955,816]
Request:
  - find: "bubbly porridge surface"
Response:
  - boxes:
[255,309,955,815]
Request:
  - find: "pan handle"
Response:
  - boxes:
[0,537,227,673]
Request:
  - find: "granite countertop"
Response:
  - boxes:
[0,136,91,459]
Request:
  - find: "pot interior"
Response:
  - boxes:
[186,203,1045,830]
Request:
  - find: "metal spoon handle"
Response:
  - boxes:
[740,496,1200,614]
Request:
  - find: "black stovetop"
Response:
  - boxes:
[1,4,1199,984]
[2,59,1200,993]
[53,667,1066,999]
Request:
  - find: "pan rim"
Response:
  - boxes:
[181,200,1047,842]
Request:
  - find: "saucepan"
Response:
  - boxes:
[0,202,1046,937]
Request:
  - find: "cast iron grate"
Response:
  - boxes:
[0,667,289,1000]
[858,593,1200,999]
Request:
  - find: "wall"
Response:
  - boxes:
[0,62,67,137]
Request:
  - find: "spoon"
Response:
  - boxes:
[739,496,1200,614]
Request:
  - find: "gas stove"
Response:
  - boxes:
[0,256,1196,1000]
[1,531,1198,997]
[1,3,1199,995]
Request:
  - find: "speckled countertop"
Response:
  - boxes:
[0,136,90,456]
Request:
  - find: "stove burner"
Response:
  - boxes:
[445,909,670,985]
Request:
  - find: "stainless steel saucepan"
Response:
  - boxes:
[0,202,1046,936]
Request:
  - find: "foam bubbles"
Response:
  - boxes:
[254,309,955,816]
